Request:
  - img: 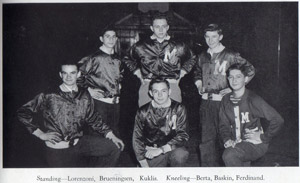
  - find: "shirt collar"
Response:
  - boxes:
[207,43,225,56]
[99,45,114,55]
[151,98,172,108]
[150,34,171,43]
[59,83,78,93]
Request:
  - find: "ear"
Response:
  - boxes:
[219,34,223,41]
[149,90,153,97]
[76,71,81,78]
[59,72,62,79]
[166,25,169,31]
[245,76,249,83]
[99,36,103,42]
[168,88,172,96]
[150,25,154,32]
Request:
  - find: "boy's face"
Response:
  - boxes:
[149,82,171,106]
[204,31,223,49]
[100,30,117,49]
[228,69,248,92]
[59,65,80,87]
[150,19,169,40]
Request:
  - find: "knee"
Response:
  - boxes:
[171,148,189,164]
[222,148,238,164]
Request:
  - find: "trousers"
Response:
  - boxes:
[45,135,121,167]
[222,141,268,167]
[199,99,224,167]
[93,99,120,137]
[146,147,189,167]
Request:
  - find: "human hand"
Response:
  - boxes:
[244,128,263,144]
[179,69,187,80]
[197,85,205,95]
[39,132,62,144]
[88,87,105,99]
[134,69,144,84]
[145,147,163,159]
[219,88,232,96]
[224,139,236,148]
[106,132,125,151]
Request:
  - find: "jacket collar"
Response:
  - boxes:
[151,98,172,108]
[150,34,171,43]
[59,83,78,93]
[207,43,225,56]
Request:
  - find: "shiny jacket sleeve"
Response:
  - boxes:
[17,93,46,134]
[85,95,112,136]
[252,95,284,143]
[193,55,203,83]
[77,56,97,88]
[167,104,189,149]
[180,43,196,73]
[132,109,147,161]
[122,44,139,73]
[218,98,233,143]
[232,52,255,83]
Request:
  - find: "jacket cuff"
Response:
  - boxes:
[104,130,113,138]
[162,144,172,153]
[260,134,269,144]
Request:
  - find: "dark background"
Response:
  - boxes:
[3,2,298,167]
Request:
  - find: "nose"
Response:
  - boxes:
[158,91,163,97]
[66,74,72,79]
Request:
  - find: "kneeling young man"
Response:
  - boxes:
[219,63,284,167]
[132,78,189,167]
[17,63,124,167]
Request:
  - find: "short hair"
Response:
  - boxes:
[149,77,170,91]
[226,63,251,77]
[100,25,117,37]
[151,13,169,25]
[204,24,223,35]
[59,62,79,72]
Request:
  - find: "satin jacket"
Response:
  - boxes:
[17,87,112,141]
[132,100,189,161]
[194,48,255,93]
[78,50,123,97]
[123,38,196,79]
[219,89,284,144]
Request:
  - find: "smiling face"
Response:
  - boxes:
[227,69,249,92]
[100,30,118,49]
[149,82,171,106]
[150,18,169,40]
[59,65,80,87]
[204,31,223,49]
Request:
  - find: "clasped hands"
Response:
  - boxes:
[224,128,263,148]
[144,146,163,159]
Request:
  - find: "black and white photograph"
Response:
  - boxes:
[1,0,299,182]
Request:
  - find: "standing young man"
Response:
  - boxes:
[219,63,284,166]
[194,24,256,166]
[17,63,124,167]
[132,78,189,167]
[123,13,196,107]
[78,27,123,136]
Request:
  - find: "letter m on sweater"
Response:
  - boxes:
[164,48,177,63]
[241,112,250,123]
[214,60,228,75]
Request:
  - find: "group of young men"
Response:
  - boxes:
[17,13,284,167]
